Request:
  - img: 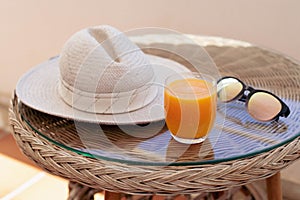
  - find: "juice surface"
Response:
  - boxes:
[164,78,216,139]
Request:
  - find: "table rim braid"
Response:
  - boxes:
[9,95,300,195]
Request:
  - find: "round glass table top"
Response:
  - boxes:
[18,35,300,166]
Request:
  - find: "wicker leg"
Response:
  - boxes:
[68,181,101,200]
[152,195,166,200]
[266,172,282,200]
[105,191,122,200]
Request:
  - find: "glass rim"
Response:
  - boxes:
[164,72,217,98]
[166,72,216,82]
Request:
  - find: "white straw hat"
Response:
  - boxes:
[16,25,189,124]
[59,25,157,114]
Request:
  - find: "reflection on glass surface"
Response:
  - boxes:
[20,100,298,166]
[19,44,300,166]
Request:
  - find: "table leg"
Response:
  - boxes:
[152,195,166,200]
[266,172,282,200]
[105,191,121,200]
[68,181,101,200]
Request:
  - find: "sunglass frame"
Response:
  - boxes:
[217,76,290,122]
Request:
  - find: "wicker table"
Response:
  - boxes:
[9,35,300,200]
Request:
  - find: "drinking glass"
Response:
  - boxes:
[164,72,217,144]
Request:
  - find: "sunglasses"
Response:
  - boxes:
[217,76,290,122]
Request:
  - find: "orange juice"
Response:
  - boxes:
[164,78,216,142]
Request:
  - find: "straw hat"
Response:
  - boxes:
[16,25,189,124]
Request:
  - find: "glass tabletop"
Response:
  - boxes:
[18,35,300,166]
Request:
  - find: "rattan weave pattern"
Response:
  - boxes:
[67,181,266,200]
[9,35,300,195]
[9,96,300,195]
[15,39,300,166]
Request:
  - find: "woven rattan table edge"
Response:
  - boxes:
[8,95,300,195]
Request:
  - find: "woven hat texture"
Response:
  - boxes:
[59,25,157,114]
[15,26,190,124]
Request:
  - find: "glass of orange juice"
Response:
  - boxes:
[164,72,217,144]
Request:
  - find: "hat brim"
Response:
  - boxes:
[16,54,190,125]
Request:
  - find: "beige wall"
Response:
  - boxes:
[1,0,300,97]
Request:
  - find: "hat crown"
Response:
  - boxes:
[57,25,157,114]
[59,25,154,94]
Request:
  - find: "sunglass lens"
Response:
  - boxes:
[247,92,282,122]
[217,78,243,102]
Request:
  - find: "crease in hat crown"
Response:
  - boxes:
[58,25,158,114]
